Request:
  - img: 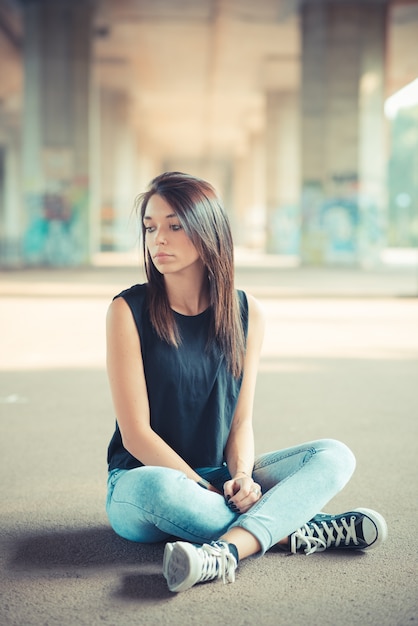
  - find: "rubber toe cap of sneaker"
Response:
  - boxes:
[354,508,388,549]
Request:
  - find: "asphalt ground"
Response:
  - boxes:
[0,262,417,625]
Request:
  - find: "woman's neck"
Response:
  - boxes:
[164,271,210,316]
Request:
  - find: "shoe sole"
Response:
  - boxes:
[353,507,388,549]
[163,542,201,593]
[162,542,174,580]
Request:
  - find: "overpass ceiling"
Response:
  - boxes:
[0,0,417,158]
[94,0,300,158]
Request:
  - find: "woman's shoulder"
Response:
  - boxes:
[107,283,149,329]
[238,291,265,354]
[235,289,264,340]
[236,289,263,319]
[113,282,147,304]
[238,289,265,331]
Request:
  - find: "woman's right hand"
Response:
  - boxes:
[223,474,262,513]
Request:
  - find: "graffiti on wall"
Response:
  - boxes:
[23,176,89,266]
[269,204,300,256]
[301,178,384,265]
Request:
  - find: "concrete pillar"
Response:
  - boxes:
[100,89,139,251]
[265,91,300,255]
[3,141,21,263]
[232,133,265,249]
[21,0,93,265]
[0,125,21,267]
[300,0,388,265]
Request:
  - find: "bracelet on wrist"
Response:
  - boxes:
[197,478,211,490]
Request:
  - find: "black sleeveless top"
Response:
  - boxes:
[107,283,249,471]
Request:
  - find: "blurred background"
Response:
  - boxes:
[1,4,418,623]
[0,0,417,270]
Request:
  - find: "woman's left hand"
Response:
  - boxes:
[223,474,262,514]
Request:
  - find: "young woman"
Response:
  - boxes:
[105,171,387,593]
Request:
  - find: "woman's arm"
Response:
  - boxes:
[106,296,220,492]
[223,294,265,511]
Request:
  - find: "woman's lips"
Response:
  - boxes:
[154,252,173,261]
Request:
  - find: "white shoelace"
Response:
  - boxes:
[197,542,237,584]
[291,515,359,555]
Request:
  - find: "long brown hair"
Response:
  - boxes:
[135,171,245,378]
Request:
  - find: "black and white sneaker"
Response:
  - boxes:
[290,508,388,555]
[163,540,237,593]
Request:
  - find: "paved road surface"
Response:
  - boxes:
[1,265,417,625]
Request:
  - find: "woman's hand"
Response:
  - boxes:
[223,474,262,514]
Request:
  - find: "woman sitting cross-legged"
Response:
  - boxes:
[105,171,387,593]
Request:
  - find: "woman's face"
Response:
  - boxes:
[143,194,203,276]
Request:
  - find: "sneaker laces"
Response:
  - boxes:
[197,542,237,584]
[291,515,360,555]
[290,527,327,555]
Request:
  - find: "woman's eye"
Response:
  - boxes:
[170,224,182,231]
[144,226,155,233]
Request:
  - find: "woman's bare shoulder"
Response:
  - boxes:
[106,296,139,346]
[245,292,265,324]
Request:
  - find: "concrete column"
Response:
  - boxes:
[3,141,21,263]
[0,121,21,267]
[100,89,139,251]
[300,0,388,265]
[21,0,93,265]
[265,91,300,255]
[232,133,265,250]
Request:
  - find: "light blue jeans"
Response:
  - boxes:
[106,439,356,554]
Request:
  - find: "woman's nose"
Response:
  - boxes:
[154,229,167,245]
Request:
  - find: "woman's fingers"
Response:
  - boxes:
[224,478,262,513]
